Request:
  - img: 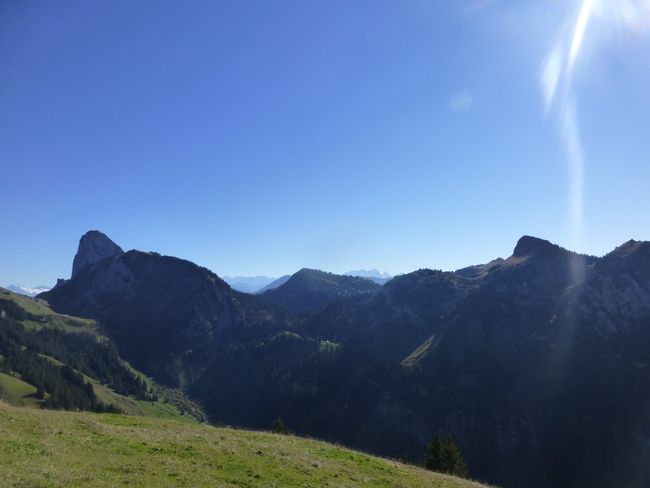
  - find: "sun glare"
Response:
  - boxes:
[544,0,650,111]
[540,0,650,250]
[593,0,650,33]
[569,0,594,72]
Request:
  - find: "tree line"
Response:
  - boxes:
[0,298,151,411]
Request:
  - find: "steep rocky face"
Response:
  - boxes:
[71,230,124,278]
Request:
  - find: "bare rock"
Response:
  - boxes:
[71,230,124,278]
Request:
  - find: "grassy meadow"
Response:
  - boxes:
[0,402,490,488]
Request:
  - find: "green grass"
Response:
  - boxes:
[35,352,193,422]
[0,402,491,488]
[90,379,193,422]
[0,372,43,408]
[1,288,99,335]
[1,288,198,423]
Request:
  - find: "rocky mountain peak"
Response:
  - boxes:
[71,230,124,278]
[512,235,564,258]
[609,239,650,258]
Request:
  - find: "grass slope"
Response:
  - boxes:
[37,352,192,421]
[0,402,490,488]
[0,288,98,334]
[0,372,42,408]
[0,287,201,422]
[90,379,192,421]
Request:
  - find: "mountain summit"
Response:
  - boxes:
[71,230,124,278]
[512,235,566,258]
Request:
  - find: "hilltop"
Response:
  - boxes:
[258,267,381,313]
[0,402,488,488]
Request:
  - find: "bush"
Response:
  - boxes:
[271,417,288,434]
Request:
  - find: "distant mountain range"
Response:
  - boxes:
[258,275,291,293]
[222,276,278,293]
[38,230,650,487]
[5,284,51,297]
[224,270,392,293]
[344,269,393,285]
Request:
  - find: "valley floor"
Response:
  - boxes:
[0,402,489,487]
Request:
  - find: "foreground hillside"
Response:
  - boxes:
[0,403,488,488]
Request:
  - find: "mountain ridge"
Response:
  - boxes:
[38,230,650,487]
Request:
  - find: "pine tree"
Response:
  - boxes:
[423,433,468,478]
[424,433,445,471]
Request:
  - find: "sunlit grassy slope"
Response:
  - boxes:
[0,402,490,488]
[0,288,99,334]
[0,372,43,408]
[0,287,198,421]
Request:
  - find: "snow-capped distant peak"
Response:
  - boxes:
[344,269,392,279]
[343,270,393,285]
[5,285,51,297]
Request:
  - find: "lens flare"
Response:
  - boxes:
[541,43,562,112]
[540,0,650,249]
[540,0,594,249]
[562,101,585,239]
[569,0,594,72]
[593,0,650,33]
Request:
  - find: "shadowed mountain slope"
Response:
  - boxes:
[192,236,650,487]
[41,232,291,387]
[39,231,650,487]
[259,268,382,313]
[258,274,291,293]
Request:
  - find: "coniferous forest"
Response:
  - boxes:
[0,297,150,412]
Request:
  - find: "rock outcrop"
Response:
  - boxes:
[71,230,124,278]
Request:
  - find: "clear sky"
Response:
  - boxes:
[2,0,650,286]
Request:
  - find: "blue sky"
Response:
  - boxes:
[2,0,649,286]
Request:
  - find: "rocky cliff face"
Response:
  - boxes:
[71,230,124,278]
